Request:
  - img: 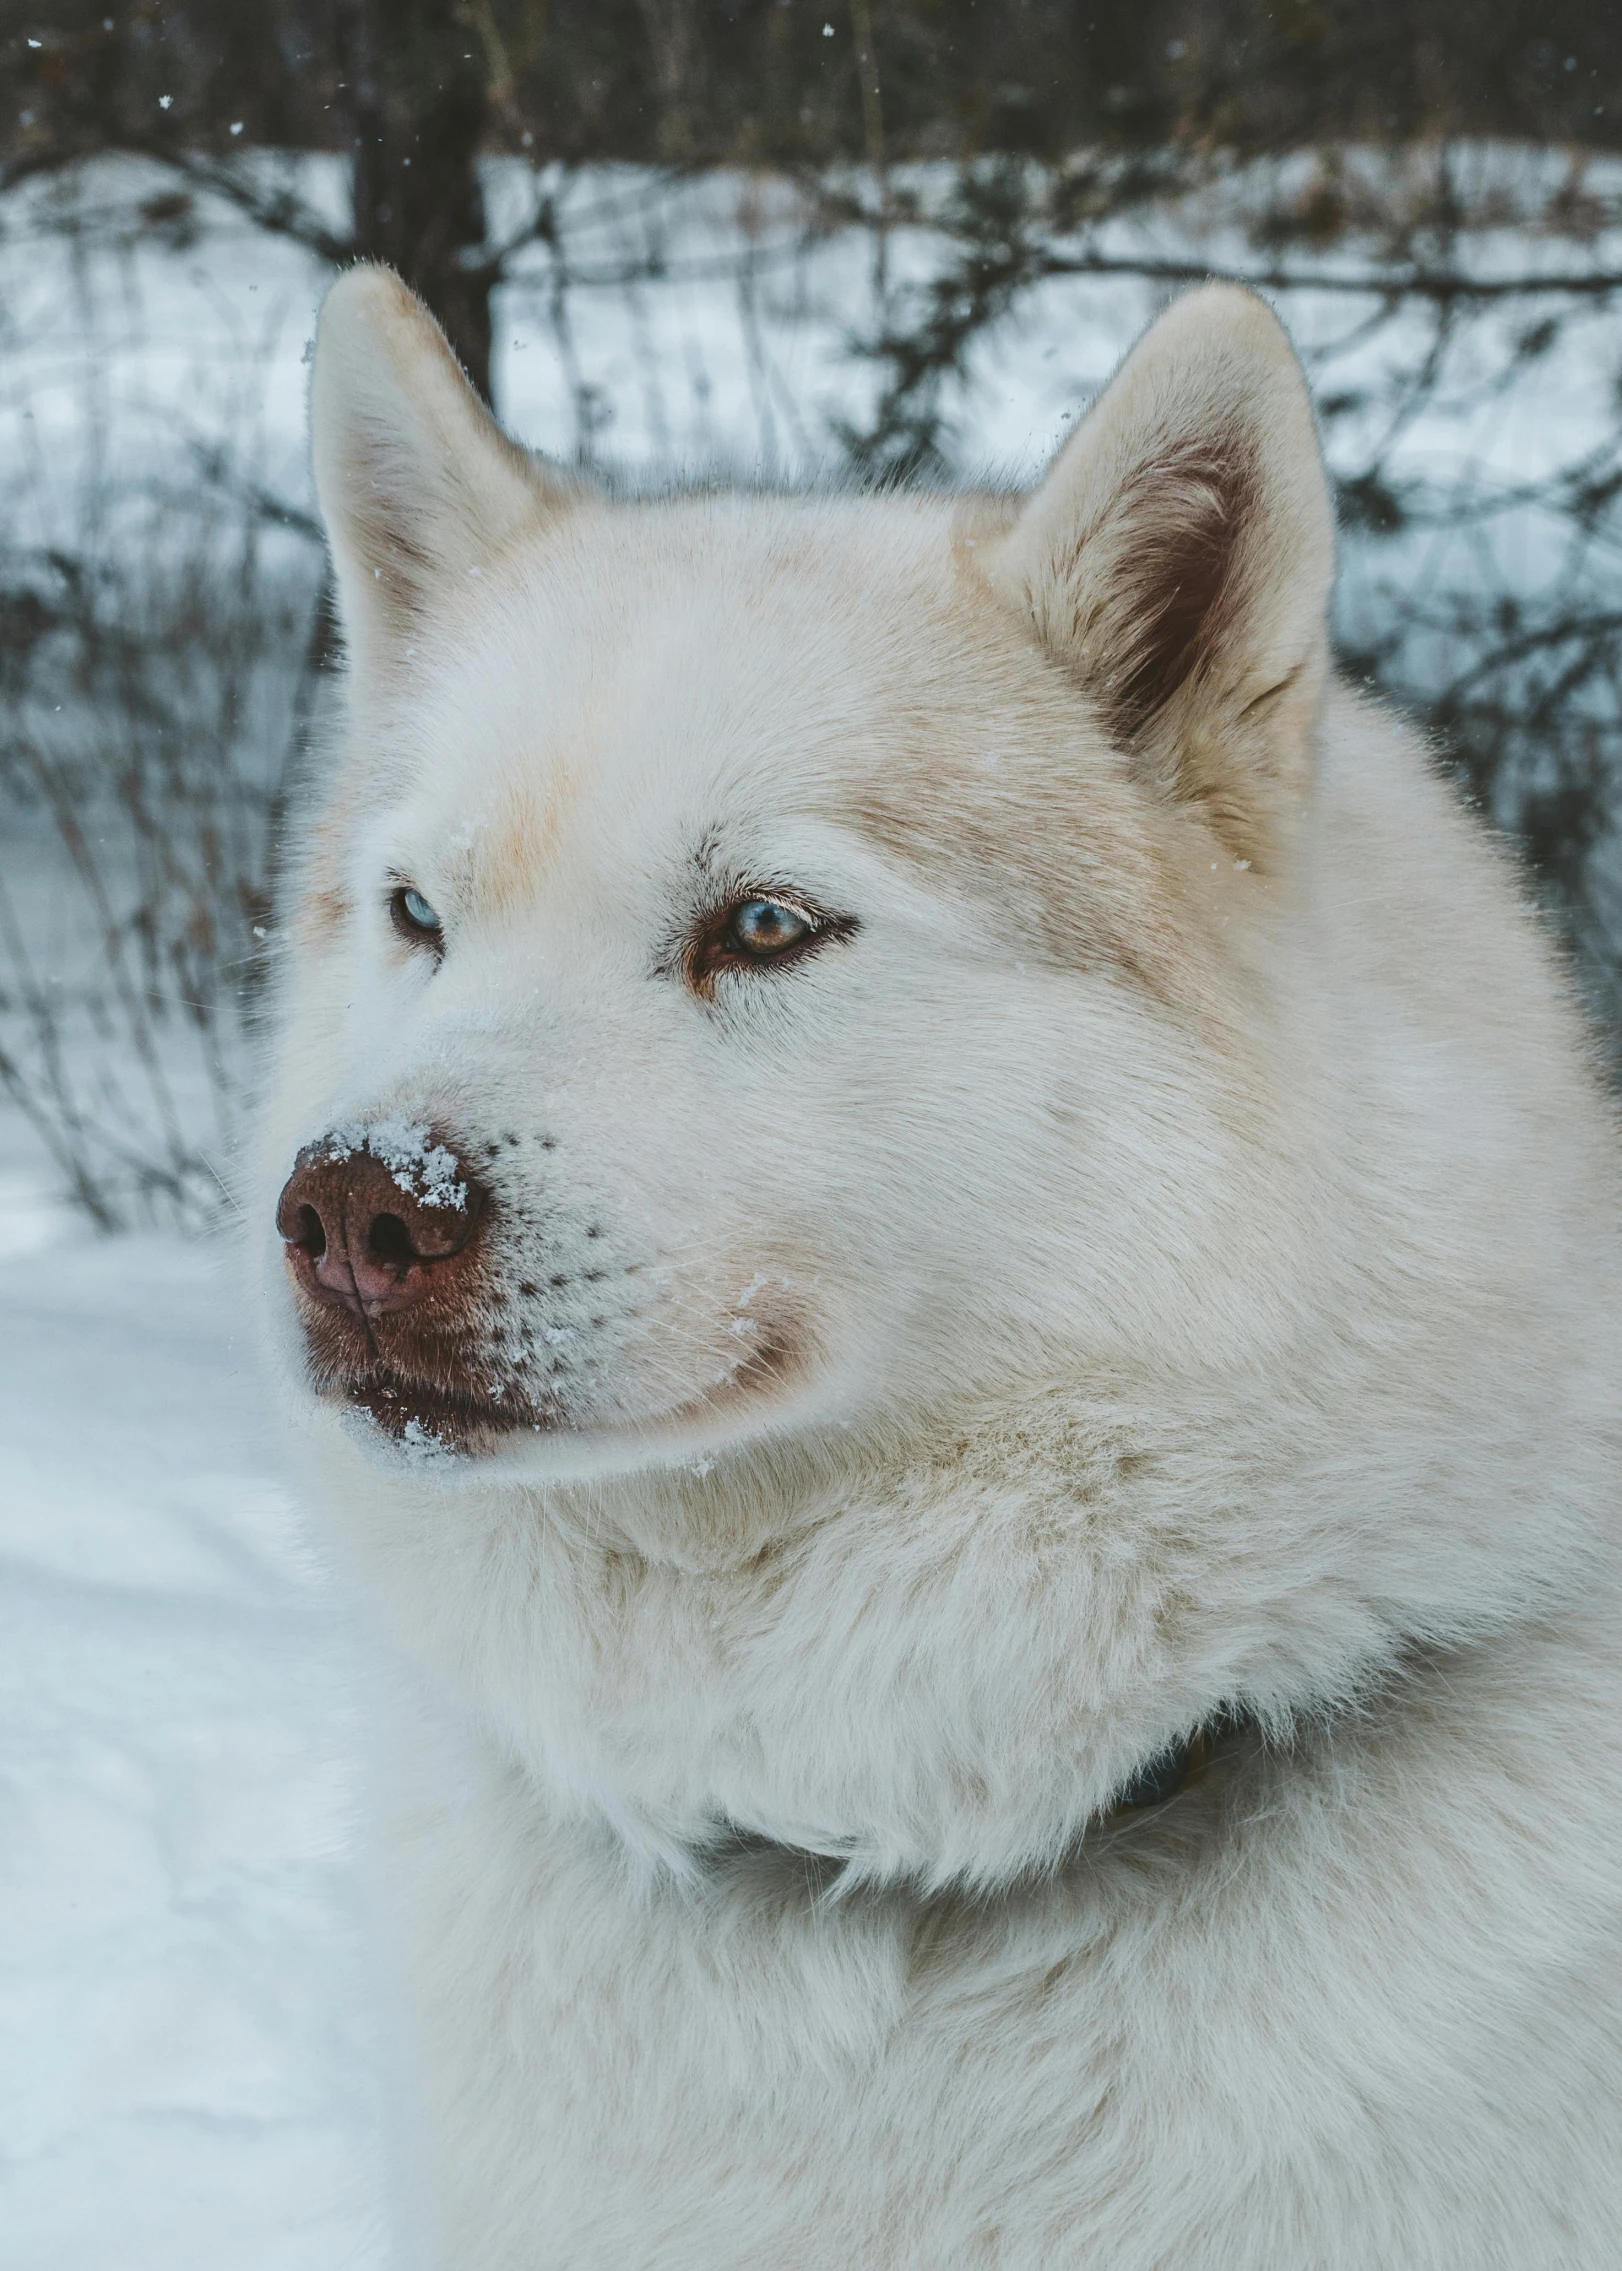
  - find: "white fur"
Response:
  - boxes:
[256,268,1622,2266]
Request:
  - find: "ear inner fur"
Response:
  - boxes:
[1080,429,1261,743]
[986,284,1335,866]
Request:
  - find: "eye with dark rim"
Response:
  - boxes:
[685,892,855,995]
[389,883,445,955]
[729,898,813,958]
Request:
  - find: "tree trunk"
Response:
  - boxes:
[340,0,493,401]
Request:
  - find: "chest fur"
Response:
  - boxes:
[382,1656,1622,2271]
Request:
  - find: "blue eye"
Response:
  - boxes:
[726,898,812,958]
[390,884,443,948]
[684,889,856,993]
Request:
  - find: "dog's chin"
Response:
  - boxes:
[337,1373,549,1459]
[314,1352,837,1486]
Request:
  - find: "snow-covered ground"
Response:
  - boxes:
[0,1138,388,2268]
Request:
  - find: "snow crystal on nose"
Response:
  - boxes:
[321,1118,469,1210]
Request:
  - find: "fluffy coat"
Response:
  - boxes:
[255,267,1622,2267]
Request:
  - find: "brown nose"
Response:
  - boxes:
[276,1128,487,1318]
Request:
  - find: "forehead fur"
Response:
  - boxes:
[328,490,1195,992]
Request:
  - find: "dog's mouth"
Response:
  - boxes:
[336,1367,552,1456]
[289,1299,556,1456]
[288,1257,819,1469]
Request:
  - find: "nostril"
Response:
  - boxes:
[278,1131,485,1315]
[275,1197,330,1260]
[367,1212,416,1268]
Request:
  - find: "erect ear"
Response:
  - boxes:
[985,284,1334,863]
[310,265,584,675]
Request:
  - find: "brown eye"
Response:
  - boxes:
[726,898,812,958]
[390,884,444,951]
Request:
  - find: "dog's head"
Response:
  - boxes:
[262,269,1333,1510]
[258,275,1614,1878]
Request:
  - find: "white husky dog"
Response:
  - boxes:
[258,265,1622,2267]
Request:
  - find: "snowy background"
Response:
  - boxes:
[0,1128,390,2265]
[2,144,1622,2266]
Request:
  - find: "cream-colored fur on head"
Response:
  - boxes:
[258,265,1622,2267]
[311,266,585,682]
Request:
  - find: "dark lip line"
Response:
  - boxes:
[312,1310,809,1456]
[322,1361,798,1459]
[334,1372,554,1443]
